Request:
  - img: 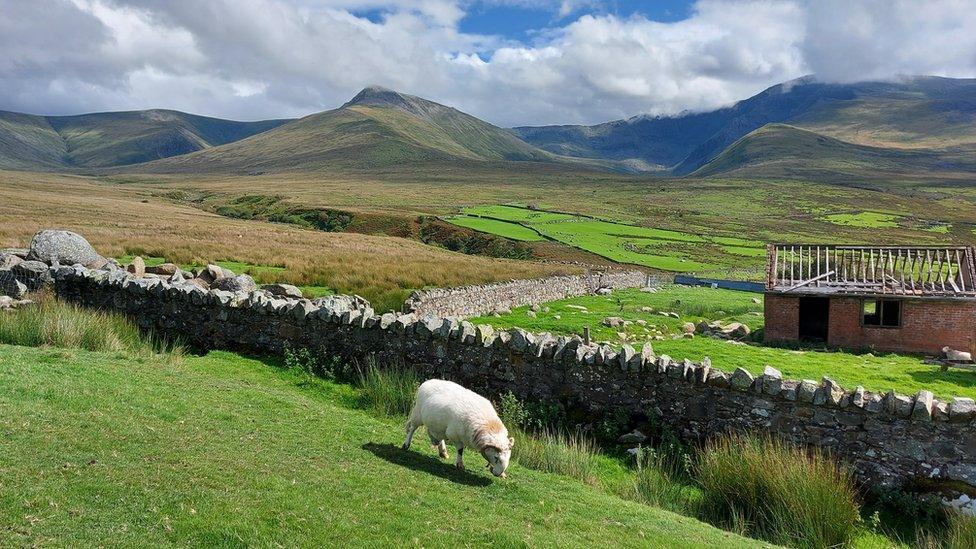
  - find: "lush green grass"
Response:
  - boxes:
[0,344,762,547]
[696,434,861,548]
[0,296,176,355]
[822,212,901,228]
[458,204,766,274]
[356,361,420,416]
[444,214,545,241]
[472,286,976,401]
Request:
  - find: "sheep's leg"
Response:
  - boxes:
[454,446,465,470]
[401,420,419,450]
[430,436,450,460]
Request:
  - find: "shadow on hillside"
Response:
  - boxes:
[361,442,492,487]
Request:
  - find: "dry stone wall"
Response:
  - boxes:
[404,270,656,318]
[50,264,976,493]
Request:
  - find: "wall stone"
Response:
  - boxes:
[404,270,658,318]
[50,265,976,493]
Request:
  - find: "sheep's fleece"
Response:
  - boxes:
[402,379,514,477]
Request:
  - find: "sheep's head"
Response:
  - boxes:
[483,437,515,478]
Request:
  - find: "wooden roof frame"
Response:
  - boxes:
[765,244,976,299]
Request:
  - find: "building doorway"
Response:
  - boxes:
[798,297,830,341]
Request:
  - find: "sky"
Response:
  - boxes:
[1,0,975,127]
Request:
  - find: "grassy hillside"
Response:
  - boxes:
[691,123,976,180]
[129,88,627,174]
[0,111,68,170]
[0,344,760,547]
[0,109,287,170]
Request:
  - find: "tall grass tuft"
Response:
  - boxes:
[628,447,700,516]
[696,433,860,549]
[917,513,976,549]
[513,428,600,484]
[356,360,420,416]
[0,296,177,355]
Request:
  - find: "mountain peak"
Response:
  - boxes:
[344,86,413,110]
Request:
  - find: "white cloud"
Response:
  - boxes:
[0,0,974,126]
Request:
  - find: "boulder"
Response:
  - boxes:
[730,367,754,391]
[618,430,647,445]
[146,263,179,276]
[602,316,624,328]
[682,322,696,334]
[12,260,51,291]
[0,271,27,298]
[0,253,22,270]
[126,256,146,277]
[262,283,304,299]
[27,229,102,266]
[211,274,257,293]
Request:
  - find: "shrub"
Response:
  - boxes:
[696,433,860,549]
[513,428,599,485]
[356,360,419,416]
[497,391,527,430]
[283,346,347,381]
[0,296,177,355]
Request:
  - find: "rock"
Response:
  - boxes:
[949,397,976,421]
[595,287,613,295]
[618,430,646,445]
[262,283,303,299]
[752,297,761,304]
[817,376,844,406]
[797,379,818,403]
[12,260,51,291]
[0,272,27,299]
[730,367,754,391]
[912,390,934,421]
[27,230,102,266]
[168,270,185,283]
[761,365,782,396]
[722,322,751,340]
[187,278,210,291]
[526,310,537,318]
[211,274,257,293]
[530,303,541,312]
[682,322,696,334]
[0,253,22,270]
[566,305,588,311]
[640,306,653,313]
[126,256,146,277]
[146,263,179,276]
[602,316,624,328]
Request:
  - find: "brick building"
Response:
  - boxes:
[763,244,976,355]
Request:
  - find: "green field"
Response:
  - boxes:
[443,214,545,241]
[822,211,901,228]
[452,205,766,274]
[471,286,976,401]
[0,344,762,547]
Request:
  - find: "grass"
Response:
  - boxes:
[443,214,545,241]
[472,285,976,401]
[822,212,901,229]
[456,204,767,274]
[696,434,861,548]
[511,429,601,485]
[356,361,420,417]
[0,171,573,313]
[0,295,172,354]
[0,343,764,547]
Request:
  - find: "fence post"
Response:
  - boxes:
[583,327,590,346]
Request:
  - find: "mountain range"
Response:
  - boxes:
[1,76,974,181]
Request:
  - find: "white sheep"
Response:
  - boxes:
[402,379,514,477]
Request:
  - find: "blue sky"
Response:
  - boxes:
[458,1,693,39]
[2,1,975,125]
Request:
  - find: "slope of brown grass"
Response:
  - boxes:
[0,170,574,311]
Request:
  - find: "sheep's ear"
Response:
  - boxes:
[509,437,515,449]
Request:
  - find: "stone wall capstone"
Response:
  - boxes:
[404,270,657,318]
[48,264,976,493]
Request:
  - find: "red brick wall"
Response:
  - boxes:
[828,298,976,355]
[764,294,799,343]
[765,293,976,354]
